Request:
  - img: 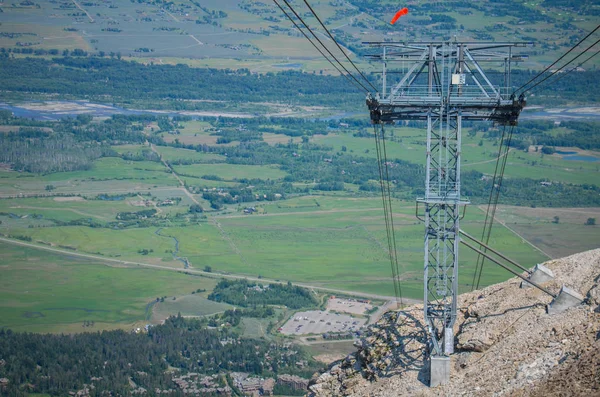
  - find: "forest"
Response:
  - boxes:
[0,56,597,108]
[0,56,360,108]
[0,112,163,173]
[208,280,319,310]
[509,120,600,150]
[0,315,321,396]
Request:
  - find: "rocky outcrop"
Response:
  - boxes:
[308,309,429,396]
[584,274,600,312]
[456,329,494,352]
[308,249,600,397]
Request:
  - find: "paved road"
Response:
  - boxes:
[0,186,181,199]
[189,35,204,45]
[219,205,416,219]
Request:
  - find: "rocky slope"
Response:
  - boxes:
[308,249,600,396]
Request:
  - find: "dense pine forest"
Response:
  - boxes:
[0,315,321,396]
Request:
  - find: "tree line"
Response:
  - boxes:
[0,56,597,109]
[2,110,598,207]
[0,56,362,108]
[169,136,600,207]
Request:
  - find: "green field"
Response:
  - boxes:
[152,145,226,163]
[40,157,170,182]
[1,113,598,333]
[0,241,218,333]
[1,181,596,333]
[316,128,600,185]
[151,294,233,323]
[0,156,179,197]
[491,205,600,259]
[212,200,548,297]
[240,310,286,339]
[4,226,171,263]
[0,193,551,301]
[172,163,288,181]
[0,196,135,222]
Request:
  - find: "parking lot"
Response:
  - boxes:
[326,297,373,315]
[279,310,367,336]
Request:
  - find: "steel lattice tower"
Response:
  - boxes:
[366,41,527,385]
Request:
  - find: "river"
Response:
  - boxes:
[0,100,598,122]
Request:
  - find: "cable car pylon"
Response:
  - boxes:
[366,41,528,386]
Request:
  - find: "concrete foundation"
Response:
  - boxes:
[521,263,554,288]
[430,356,450,387]
[444,327,454,354]
[547,285,584,314]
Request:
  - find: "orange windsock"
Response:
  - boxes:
[390,7,409,24]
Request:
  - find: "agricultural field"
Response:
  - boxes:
[150,294,233,323]
[0,0,598,72]
[216,198,549,297]
[0,156,180,197]
[151,145,226,163]
[172,163,288,181]
[0,241,218,333]
[491,205,600,259]
[0,196,132,222]
[0,192,549,300]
